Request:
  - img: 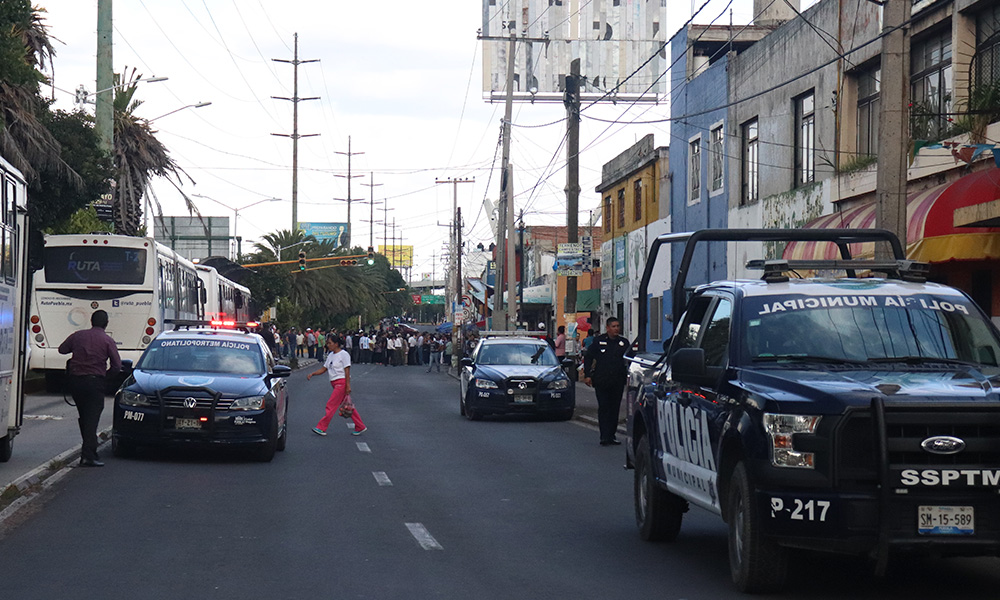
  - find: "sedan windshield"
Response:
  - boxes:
[477,343,560,366]
[742,293,1000,371]
[137,338,264,375]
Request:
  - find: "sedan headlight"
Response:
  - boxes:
[120,389,152,407]
[547,378,570,390]
[474,378,498,389]
[230,395,266,410]
[763,413,821,469]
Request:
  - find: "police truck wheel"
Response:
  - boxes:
[728,461,787,593]
[634,435,685,541]
[111,435,135,458]
[255,414,278,462]
[0,434,13,462]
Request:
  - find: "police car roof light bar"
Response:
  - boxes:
[745,259,930,283]
[164,319,261,333]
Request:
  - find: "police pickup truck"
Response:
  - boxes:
[626,229,1000,593]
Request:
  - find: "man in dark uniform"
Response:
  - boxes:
[582,317,631,446]
[58,310,121,467]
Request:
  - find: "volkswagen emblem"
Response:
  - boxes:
[183,397,197,409]
[921,435,966,455]
[518,381,528,390]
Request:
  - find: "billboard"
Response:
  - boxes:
[298,222,349,246]
[482,0,667,103]
[154,215,231,261]
[379,244,413,268]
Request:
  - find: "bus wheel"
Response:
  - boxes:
[0,434,13,462]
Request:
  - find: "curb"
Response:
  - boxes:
[0,425,112,526]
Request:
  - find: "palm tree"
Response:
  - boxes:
[112,67,197,235]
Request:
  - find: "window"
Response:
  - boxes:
[975,5,1000,87]
[710,125,724,193]
[617,189,625,229]
[794,91,815,187]
[911,28,953,140]
[857,66,880,157]
[603,195,611,233]
[741,118,759,205]
[702,298,732,368]
[689,137,701,203]
[650,295,662,341]
[633,179,642,222]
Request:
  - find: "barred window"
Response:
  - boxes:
[617,189,626,229]
[741,118,759,205]
[857,66,880,157]
[794,91,815,187]
[911,28,953,140]
[710,125,724,192]
[976,5,1000,87]
[689,138,701,203]
[633,179,642,222]
[603,195,611,233]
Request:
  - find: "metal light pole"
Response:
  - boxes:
[193,194,280,260]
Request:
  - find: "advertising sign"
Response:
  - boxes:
[555,243,585,276]
[614,237,627,282]
[421,295,444,305]
[378,244,414,268]
[298,222,349,246]
[580,235,594,274]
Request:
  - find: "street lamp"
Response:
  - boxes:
[73,76,169,107]
[192,194,281,260]
[148,101,212,123]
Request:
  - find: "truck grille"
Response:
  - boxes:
[836,407,1000,485]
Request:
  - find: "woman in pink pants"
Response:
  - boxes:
[308,336,366,435]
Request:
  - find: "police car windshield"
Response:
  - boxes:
[137,338,264,375]
[743,293,1000,369]
[477,343,559,366]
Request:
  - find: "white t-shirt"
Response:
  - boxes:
[323,349,351,381]
[360,335,370,350]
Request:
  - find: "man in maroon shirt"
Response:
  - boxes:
[58,310,122,467]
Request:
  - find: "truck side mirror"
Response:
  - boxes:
[460,357,474,368]
[670,347,708,386]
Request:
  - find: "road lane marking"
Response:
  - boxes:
[406,523,443,550]
[373,471,392,486]
[24,415,63,420]
[356,442,371,453]
[346,422,355,429]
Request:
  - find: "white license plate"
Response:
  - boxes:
[514,394,533,404]
[918,505,974,535]
[175,418,202,430]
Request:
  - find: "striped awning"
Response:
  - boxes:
[784,169,1000,263]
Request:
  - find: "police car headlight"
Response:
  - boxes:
[474,378,498,389]
[763,414,821,469]
[120,389,152,407]
[231,396,265,410]
[547,378,570,390]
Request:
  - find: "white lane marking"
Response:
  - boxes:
[356,442,371,453]
[406,523,443,550]
[346,422,356,429]
[24,415,63,420]
[373,471,392,486]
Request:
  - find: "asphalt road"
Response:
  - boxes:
[2,364,1000,599]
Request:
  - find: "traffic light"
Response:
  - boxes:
[366,247,375,265]
[340,259,358,266]
[298,250,306,271]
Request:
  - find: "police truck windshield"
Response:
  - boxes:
[137,338,264,375]
[742,293,1000,369]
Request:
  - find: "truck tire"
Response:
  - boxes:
[728,461,787,593]
[634,435,685,541]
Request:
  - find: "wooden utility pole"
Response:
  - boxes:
[495,22,517,331]
[272,33,319,231]
[875,0,911,258]
[564,59,581,317]
[435,177,474,337]
[334,136,365,247]
[95,0,113,155]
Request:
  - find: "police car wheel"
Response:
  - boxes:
[728,461,787,593]
[111,435,136,458]
[634,435,684,541]
[460,388,466,416]
[255,414,278,462]
[276,404,288,452]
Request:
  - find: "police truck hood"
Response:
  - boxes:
[129,369,266,398]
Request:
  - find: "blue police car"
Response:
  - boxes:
[112,324,290,461]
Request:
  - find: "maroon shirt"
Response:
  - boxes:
[58,327,122,377]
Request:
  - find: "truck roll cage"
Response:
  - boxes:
[636,228,906,352]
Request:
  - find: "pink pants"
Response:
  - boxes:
[317,379,365,432]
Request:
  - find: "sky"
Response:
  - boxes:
[37,0,817,283]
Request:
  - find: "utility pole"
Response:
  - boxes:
[518,210,525,325]
[435,177,475,334]
[272,33,319,231]
[875,0,911,259]
[455,206,464,363]
[495,20,517,331]
[95,0,113,155]
[361,172,383,250]
[504,165,517,330]
[379,206,395,262]
[334,136,365,247]
[564,59,581,323]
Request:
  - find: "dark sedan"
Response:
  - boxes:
[112,327,290,461]
[459,337,575,420]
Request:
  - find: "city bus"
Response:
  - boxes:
[196,264,252,323]
[0,156,29,461]
[28,234,206,390]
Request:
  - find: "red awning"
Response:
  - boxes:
[784,169,1000,263]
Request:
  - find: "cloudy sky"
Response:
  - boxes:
[37,0,815,281]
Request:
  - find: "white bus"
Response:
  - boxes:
[28,235,205,389]
[196,264,252,323]
[0,157,30,462]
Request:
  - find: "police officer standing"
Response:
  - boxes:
[58,310,121,467]
[582,317,630,446]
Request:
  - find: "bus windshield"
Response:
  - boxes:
[137,338,264,375]
[44,246,146,285]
